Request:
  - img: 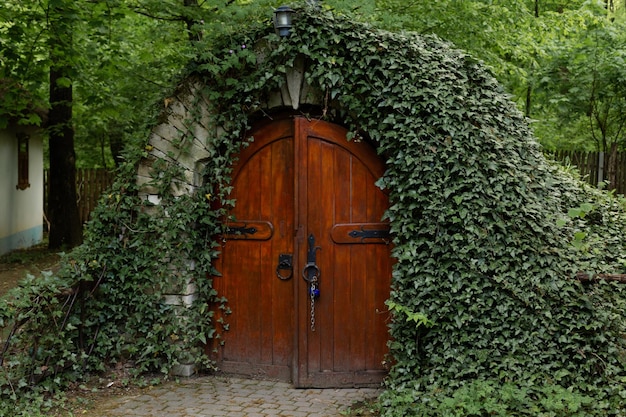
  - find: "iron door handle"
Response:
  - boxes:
[276,253,293,280]
[303,233,321,330]
[302,263,320,282]
[302,233,321,283]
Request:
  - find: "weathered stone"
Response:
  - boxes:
[152,123,181,143]
[166,101,190,132]
[191,123,213,149]
[280,83,292,108]
[164,293,198,307]
[136,175,159,195]
[171,364,196,377]
[286,56,305,110]
[136,161,154,178]
[170,179,196,197]
[147,194,162,205]
[268,90,283,109]
[150,134,184,162]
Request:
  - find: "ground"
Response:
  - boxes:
[0,246,379,416]
[0,244,61,297]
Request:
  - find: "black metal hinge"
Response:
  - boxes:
[348,227,390,240]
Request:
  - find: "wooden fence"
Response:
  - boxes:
[548,150,626,196]
[44,168,114,225]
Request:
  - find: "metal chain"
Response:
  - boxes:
[310,279,317,332]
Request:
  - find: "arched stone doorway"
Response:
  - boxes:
[212,116,392,387]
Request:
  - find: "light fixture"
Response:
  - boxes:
[274,5,295,37]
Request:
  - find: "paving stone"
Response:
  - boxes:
[96,376,381,417]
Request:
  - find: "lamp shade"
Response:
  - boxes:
[274,5,295,37]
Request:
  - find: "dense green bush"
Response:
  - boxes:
[2,3,626,415]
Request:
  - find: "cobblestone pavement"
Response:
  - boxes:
[96,376,382,417]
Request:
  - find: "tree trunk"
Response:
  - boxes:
[48,1,83,249]
[534,0,539,17]
[606,142,619,191]
[183,0,201,42]
[108,121,125,167]
[525,84,532,118]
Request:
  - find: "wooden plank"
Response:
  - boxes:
[259,143,273,365]
[270,137,294,366]
[369,179,392,371]
[349,157,368,372]
[331,223,391,244]
[333,144,353,373]
[293,116,308,387]
[44,168,113,225]
[306,129,324,374]
[576,272,626,283]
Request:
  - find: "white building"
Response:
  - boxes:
[0,122,44,255]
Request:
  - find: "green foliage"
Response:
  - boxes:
[0,271,80,415]
[379,379,602,417]
[3,3,626,416]
[1,0,277,168]
[386,301,434,329]
[372,0,626,153]
[0,129,231,412]
[537,14,626,153]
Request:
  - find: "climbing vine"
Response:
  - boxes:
[2,3,626,415]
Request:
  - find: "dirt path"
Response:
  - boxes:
[0,246,61,297]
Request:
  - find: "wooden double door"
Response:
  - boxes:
[213,117,392,387]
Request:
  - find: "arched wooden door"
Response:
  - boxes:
[213,117,391,388]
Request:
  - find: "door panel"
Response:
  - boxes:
[213,117,391,387]
[213,120,295,380]
[295,118,391,387]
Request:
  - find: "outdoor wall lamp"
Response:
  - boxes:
[274,5,295,37]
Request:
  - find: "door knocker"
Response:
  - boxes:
[276,253,293,280]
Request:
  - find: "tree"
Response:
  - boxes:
[538,16,626,187]
[0,2,48,128]
[371,0,626,158]
[71,1,193,168]
[46,0,83,249]
[0,0,83,248]
[4,0,279,247]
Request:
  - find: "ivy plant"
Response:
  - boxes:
[2,3,626,415]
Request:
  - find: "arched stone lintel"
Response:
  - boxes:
[137,56,324,203]
[262,56,323,111]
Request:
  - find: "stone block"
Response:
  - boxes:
[152,123,181,143]
[286,56,305,110]
[170,180,196,197]
[150,133,181,159]
[268,91,283,109]
[136,174,159,195]
[191,123,212,148]
[171,363,196,377]
[280,83,292,108]
[164,293,198,307]
[147,194,162,206]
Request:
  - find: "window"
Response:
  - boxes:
[16,132,30,190]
